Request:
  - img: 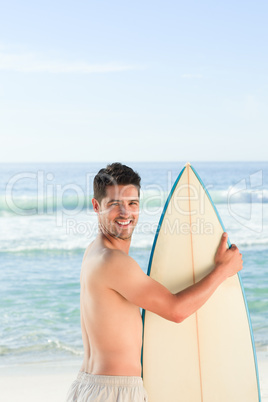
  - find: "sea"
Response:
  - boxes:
[0,161,267,368]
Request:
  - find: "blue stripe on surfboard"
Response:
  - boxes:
[190,164,262,401]
[141,165,186,372]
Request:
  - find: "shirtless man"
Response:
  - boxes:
[66,163,243,402]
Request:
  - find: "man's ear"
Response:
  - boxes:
[92,198,100,213]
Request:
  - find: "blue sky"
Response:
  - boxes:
[0,0,267,162]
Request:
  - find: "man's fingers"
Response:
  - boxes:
[217,232,228,255]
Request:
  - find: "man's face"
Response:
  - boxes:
[96,184,140,240]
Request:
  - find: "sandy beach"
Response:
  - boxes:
[1,355,267,402]
[0,359,81,402]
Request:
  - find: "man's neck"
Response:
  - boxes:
[99,230,132,254]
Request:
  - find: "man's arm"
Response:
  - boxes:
[104,233,243,323]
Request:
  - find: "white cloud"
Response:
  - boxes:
[0,50,140,73]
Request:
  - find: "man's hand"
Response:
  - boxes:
[214,232,243,279]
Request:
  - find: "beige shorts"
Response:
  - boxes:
[66,371,148,402]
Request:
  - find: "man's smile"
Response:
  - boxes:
[115,219,132,227]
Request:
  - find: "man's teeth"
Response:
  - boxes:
[117,220,131,225]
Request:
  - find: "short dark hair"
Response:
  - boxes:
[93,163,141,203]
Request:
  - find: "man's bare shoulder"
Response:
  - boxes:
[103,247,134,265]
[92,248,138,276]
[81,242,139,282]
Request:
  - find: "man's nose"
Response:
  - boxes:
[119,203,129,216]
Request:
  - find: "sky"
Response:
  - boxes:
[0,0,268,162]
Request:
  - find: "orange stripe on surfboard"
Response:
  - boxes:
[187,163,204,402]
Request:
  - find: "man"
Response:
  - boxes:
[67,163,243,401]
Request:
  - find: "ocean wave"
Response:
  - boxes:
[0,194,93,216]
[0,245,85,255]
[1,189,268,216]
[1,235,267,254]
[239,238,268,248]
[0,239,154,254]
[211,188,267,205]
[0,340,83,357]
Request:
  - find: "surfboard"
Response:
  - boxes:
[142,163,261,401]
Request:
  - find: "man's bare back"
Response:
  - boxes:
[80,236,143,376]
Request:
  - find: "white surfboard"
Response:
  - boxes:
[142,163,261,401]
